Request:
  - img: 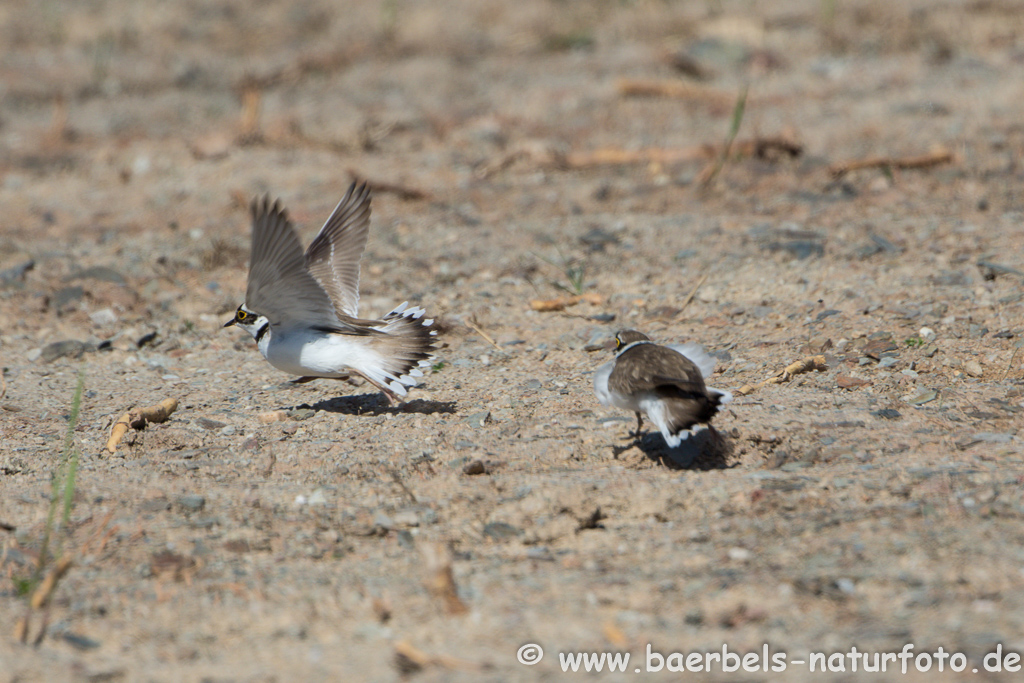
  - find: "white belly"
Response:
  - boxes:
[259,326,381,378]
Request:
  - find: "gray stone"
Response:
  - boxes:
[908,389,938,405]
[0,259,34,286]
[483,521,521,541]
[873,408,902,420]
[195,417,227,430]
[88,308,118,326]
[175,494,206,512]
[972,432,1014,443]
[51,286,84,310]
[465,411,491,428]
[67,265,126,285]
[41,340,92,363]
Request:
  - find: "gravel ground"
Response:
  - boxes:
[2,0,1024,681]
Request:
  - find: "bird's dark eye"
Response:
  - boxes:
[237,310,248,321]
[614,336,623,349]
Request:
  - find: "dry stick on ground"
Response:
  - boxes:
[105,398,179,453]
[829,148,953,178]
[735,355,828,396]
[237,87,262,142]
[236,44,368,92]
[477,137,799,178]
[394,640,479,674]
[677,273,710,316]
[15,556,74,644]
[616,78,738,111]
[465,316,502,352]
[421,542,468,616]
[1005,346,1021,381]
[564,137,800,169]
[530,292,602,312]
[347,168,430,201]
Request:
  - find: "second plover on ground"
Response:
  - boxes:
[593,330,732,447]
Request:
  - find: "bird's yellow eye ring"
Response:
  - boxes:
[237,310,247,321]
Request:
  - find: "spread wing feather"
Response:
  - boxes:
[304,182,372,318]
[245,196,345,329]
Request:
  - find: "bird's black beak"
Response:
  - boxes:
[224,318,237,328]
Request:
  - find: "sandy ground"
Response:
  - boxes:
[2,0,1024,680]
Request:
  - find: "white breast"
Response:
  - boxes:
[259,325,380,378]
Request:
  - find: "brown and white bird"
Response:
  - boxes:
[224,182,437,404]
[593,330,731,447]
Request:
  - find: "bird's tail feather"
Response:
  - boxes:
[365,302,438,396]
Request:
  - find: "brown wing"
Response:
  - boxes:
[610,344,720,431]
[304,182,371,318]
[608,344,707,398]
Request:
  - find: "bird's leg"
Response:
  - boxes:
[707,424,724,451]
[632,412,644,439]
[350,371,402,405]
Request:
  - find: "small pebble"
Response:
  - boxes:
[483,521,521,541]
[175,494,206,513]
[727,547,752,562]
[463,459,487,475]
[392,510,420,526]
[908,389,938,405]
[963,360,983,377]
[89,308,118,326]
[288,408,316,421]
[465,411,491,428]
[41,340,92,363]
[919,326,936,342]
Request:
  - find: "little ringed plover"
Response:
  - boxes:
[594,330,731,447]
[225,182,437,404]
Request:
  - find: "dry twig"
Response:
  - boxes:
[394,640,479,673]
[465,316,502,352]
[30,557,73,609]
[422,542,468,615]
[735,355,827,396]
[1005,346,1021,381]
[348,169,430,200]
[678,274,709,316]
[478,137,799,178]
[829,148,952,178]
[617,78,736,111]
[105,398,179,453]
[530,292,602,312]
